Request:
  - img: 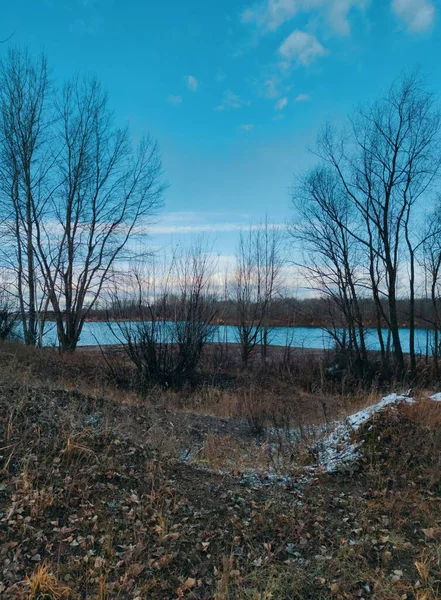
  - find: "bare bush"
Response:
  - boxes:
[110,244,218,389]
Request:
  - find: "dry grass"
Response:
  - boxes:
[3,343,441,598]
[0,342,142,409]
[26,563,70,599]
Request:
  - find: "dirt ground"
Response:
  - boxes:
[2,370,441,599]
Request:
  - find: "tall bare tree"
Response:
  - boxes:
[0,50,164,350]
[33,77,164,350]
[0,48,51,345]
[290,166,368,371]
[316,72,441,375]
[421,208,441,376]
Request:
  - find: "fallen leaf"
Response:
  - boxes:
[183,577,196,589]
[422,528,441,540]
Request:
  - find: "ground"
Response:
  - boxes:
[1,346,441,599]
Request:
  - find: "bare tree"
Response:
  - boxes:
[0,49,164,351]
[421,208,441,376]
[32,77,164,351]
[0,48,51,345]
[317,72,441,375]
[290,166,369,372]
[234,222,282,364]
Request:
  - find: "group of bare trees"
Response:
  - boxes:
[3,46,441,384]
[0,47,164,350]
[291,72,441,377]
[0,46,283,379]
[105,228,283,388]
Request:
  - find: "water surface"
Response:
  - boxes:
[42,321,435,354]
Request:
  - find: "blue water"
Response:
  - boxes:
[42,321,435,354]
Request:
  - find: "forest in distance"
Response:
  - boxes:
[88,296,441,331]
[2,46,441,384]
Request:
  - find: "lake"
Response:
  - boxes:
[42,321,436,354]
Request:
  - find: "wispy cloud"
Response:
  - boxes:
[275,96,288,110]
[392,0,435,32]
[147,222,284,235]
[241,0,366,36]
[327,0,366,36]
[295,93,310,102]
[137,212,284,235]
[66,0,104,34]
[185,75,199,92]
[263,77,281,98]
[240,123,255,131]
[279,30,327,66]
[216,90,247,111]
[241,0,297,31]
[167,94,183,104]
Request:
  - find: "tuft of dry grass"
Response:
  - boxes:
[26,563,70,599]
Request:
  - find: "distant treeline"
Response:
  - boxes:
[86,296,440,330]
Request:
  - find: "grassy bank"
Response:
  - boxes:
[1,343,441,599]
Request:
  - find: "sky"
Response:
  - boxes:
[2,0,441,270]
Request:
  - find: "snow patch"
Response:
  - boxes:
[347,393,414,430]
[316,393,414,473]
[429,392,441,402]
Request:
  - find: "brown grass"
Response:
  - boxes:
[2,343,441,598]
[26,563,71,599]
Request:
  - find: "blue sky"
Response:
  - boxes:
[2,0,440,262]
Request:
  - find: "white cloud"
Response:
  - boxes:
[167,94,183,104]
[275,96,288,110]
[263,77,281,98]
[295,93,310,101]
[216,90,245,110]
[392,0,435,32]
[137,211,285,236]
[279,30,326,65]
[241,0,366,35]
[185,75,199,92]
[240,123,255,131]
[147,221,284,235]
[328,0,363,35]
[253,70,293,100]
[273,113,285,121]
[241,0,298,31]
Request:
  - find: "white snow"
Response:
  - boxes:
[429,392,441,402]
[316,393,414,473]
[347,393,414,430]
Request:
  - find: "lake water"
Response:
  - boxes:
[42,321,436,354]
